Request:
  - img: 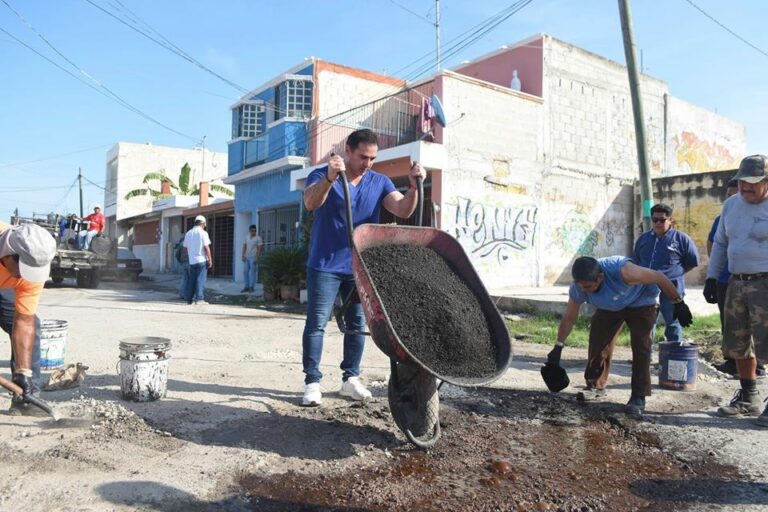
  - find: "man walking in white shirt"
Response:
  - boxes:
[183,215,213,305]
[241,224,263,293]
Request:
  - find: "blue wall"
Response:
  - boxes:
[234,169,301,214]
[228,140,245,174]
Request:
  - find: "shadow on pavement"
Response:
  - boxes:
[631,478,768,505]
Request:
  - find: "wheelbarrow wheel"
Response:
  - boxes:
[388,361,441,450]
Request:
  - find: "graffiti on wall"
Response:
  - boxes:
[673,131,740,173]
[449,196,538,263]
[552,208,598,257]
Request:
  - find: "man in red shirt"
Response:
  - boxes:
[77,205,105,250]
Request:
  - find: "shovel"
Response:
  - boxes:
[0,374,59,420]
[540,345,570,393]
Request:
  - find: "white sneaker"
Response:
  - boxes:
[301,383,322,407]
[339,377,372,401]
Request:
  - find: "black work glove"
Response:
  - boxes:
[12,373,33,403]
[547,344,563,365]
[703,278,718,304]
[673,301,693,328]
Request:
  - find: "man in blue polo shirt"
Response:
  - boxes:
[547,256,692,416]
[633,203,699,342]
[300,129,425,407]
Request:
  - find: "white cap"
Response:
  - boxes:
[195,215,206,224]
[7,224,57,283]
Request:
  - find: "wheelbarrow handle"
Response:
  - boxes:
[338,168,425,251]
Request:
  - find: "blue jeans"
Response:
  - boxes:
[243,257,258,289]
[178,262,189,299]
[655,293,683,342]
[0,291,42,394]
[186,262,208,303]
[302,268,366,384]
[77,230,98,250]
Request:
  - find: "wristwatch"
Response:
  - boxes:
[671,296,684,304]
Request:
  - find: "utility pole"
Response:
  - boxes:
[618,0,653,232]
[201,135,206,182]
[78,167,84,218]
[435,0,441,71]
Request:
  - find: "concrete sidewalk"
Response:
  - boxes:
[143,270,718,318]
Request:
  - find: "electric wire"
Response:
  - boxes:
[682,0,768,59]
[1,2,199,142]
[387,0,435,25]
[0,144,113,170]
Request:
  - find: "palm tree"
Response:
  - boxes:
[124,163,233,200]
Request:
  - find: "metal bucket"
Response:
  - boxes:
[118,337,171,402]
[40,320,68,370]
[658,341,699,391]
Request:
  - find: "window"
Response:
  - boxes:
[232,102,265,139]
[274,79,313,120]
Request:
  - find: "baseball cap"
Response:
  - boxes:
[733,155,768,184]
[195,215,206,224]
[7,224,57,283]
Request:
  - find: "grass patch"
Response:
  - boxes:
[505,312,722,350]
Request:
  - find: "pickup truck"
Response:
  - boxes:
[11,215,114,288]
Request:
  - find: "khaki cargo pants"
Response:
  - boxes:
[723,279,768,362]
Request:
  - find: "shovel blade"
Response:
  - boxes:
[541,363,570,393]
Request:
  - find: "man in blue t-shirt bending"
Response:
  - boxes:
[546,256,692,416]
[300,129,426,407]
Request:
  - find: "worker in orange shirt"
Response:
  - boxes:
[0,222,56,413]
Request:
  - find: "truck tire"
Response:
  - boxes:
[90,236,113,256]
[51,276,64,284]
[76,270,100,289]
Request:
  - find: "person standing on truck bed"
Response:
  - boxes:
[77,206,105,251]
[0,222,56,414]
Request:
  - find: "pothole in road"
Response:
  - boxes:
[238,388,743,511]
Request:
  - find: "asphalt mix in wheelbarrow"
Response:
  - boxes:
[359,244,497,378]
[239,388,747,511]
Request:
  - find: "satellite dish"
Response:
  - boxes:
[431,94,447,127]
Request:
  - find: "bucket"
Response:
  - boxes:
[40,320,68,370]
[118,337,171,402]
[658,341,699,391]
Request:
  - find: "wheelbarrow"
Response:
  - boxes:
[335,169,512,449]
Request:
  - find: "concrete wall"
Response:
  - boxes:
[438,72,545,287]
[106,142,228,224]
[634,169,735,286]
[455,36,544,97]
[665,96,747,175]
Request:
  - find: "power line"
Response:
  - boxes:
[84,0,249,92]
[1,3,199,142]
[0,144,113,169]
[387,0,435,25]
[682,0,768,59]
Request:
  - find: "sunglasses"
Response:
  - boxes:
[651,217,669,224]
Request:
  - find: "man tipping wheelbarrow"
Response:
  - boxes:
[300,129,425,407]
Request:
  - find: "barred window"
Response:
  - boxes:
[232,102,265,138]
[274,79,313,120]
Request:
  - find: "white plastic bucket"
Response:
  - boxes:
[118,337,171,402]
[40,320,68,370]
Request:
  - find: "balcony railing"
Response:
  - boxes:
[311,81,435,160]
[244,121,308,168]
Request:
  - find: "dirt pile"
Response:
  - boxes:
[361,244,496,378]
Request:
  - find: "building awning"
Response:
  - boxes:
[182,200,235,217]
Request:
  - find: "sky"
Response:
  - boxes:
[1,0,766,221]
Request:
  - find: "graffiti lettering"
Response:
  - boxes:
[451,197,538,262]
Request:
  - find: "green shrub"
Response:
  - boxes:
[260,246,307,293]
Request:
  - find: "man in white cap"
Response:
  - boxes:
[0,221,56,412]
[77,205,105,250]
[183,215,213,305]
